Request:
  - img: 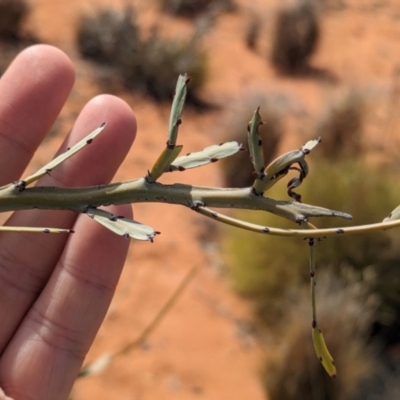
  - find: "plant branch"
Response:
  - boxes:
[194,205,400,238]
[0,178,350,222]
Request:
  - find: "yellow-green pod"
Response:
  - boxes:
[312,326,337,378]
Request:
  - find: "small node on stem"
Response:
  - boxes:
[190,200,205,211]
[13,180,26,192]
[250,187,262,197]
[311,320,316,328]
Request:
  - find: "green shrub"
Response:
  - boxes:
[222,158,400,325]
[76,6,207,101]
[270,2,319,74]
[0,0,30,40]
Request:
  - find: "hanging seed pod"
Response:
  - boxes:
[312,326,337,378]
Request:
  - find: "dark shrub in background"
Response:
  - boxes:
[159,0,235,18]
[219,92,284,188]
[316,89,364,159]
[76,5,207,102]
[270,2,319,74]
[0,0,30,40]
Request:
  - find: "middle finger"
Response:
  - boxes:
[0,95,136,352]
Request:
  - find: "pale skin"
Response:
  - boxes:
[0,45,136,399]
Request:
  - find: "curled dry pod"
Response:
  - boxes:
[253,138,320,195]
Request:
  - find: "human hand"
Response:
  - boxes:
[0,45,136,400]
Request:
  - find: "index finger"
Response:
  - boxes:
[0,44,75,184]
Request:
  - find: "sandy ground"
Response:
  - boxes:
[7,0,400,399]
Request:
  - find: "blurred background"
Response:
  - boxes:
[2,0,400,399]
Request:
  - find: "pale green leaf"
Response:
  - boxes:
[23,124,106,186]
[86,207,158,241]
[247,108,264,175]
[168,141,241,171]
[168,74,189,146]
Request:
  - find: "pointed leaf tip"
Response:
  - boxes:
[86,208,158,241]
[302,137,321,154]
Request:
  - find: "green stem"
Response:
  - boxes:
[309,237,317,326]
[0,179,349,223]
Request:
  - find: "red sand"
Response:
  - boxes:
[17,0,400,398]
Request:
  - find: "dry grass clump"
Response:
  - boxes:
[0,0,30,40]
[76,5,207,102]
[127,28,207,101]
[0,0,38,76]
[316,89,364,159]
[159,0,235,18]
[270,1,319,74]
[222,158,400,326]
[76,6,141,66]
[222,151,400,397]
[219,92,284,188]
[245,14,262,50]
[262,271,378,400]
[0,39,34,75]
